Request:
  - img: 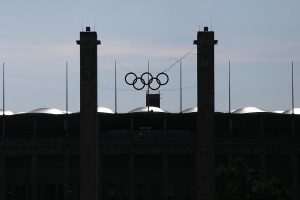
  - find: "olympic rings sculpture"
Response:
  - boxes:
[125,72,169,90]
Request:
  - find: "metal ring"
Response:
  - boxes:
[125,72,137,85]
[148,78,161,90]
[132,77,145,90]
[156,72,169,85]
[141,72,153,85]
[125,72,169,91]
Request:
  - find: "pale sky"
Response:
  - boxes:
[0,0,299,113]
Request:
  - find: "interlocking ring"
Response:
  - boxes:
[125,72,169,90]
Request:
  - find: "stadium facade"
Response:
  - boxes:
[0,27,299,200]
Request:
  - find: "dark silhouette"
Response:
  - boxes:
[0,27,299,200]
[77,27,101,200]
[216,159,292,200]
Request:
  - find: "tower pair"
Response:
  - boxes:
[77,26,217,200]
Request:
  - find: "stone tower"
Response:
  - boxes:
[77,27,101,200]
[193,27,218,200]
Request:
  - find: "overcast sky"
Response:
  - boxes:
[0,0,299,113]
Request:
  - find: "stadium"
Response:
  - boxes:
[0,27,299,200]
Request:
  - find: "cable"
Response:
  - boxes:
[99,48,132,72]
[162,49,196,73]
[100,46,196,74]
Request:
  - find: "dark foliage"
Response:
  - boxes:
[215,159,292,200]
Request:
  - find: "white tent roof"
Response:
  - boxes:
[29,108,65,114]
[232,107,267,114]
[129,106,167,113]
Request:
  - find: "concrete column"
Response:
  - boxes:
[194,27,217,200]
[292,156,298,200]
[55,184,60,200]
[77,27,101,200]
[163,117,167,136]
[40,184,44,200]
[0,155,6,200]
[260,154,266,177]
[32,118,37,138]
[12,185,16,200]
[145,183,150,200]
[31,156,38,200]
[162,154,168,200]
[228,153,233,165]
[98,154,103,200]
[27,185,31,200]
[260,117,264,138]
[130,117,134,136]
[64,117,69,137]
[228,116,232,138]
[64,153,69,200]
[196,146,215,200]
[129,154,135,200]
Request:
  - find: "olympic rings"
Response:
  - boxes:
[125,72,169,90]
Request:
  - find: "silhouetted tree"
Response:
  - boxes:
[215,159,292,200]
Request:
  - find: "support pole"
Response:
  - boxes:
[292,61,295,137]
[147,60,150,112]
[2,63,4,139]
[229,61,231,114]
[180,60,182,113]
[115,61,117,113]
[2,62,4,115]
[292,61,294,115]
[66,61,69,114]
[65,61,69,136]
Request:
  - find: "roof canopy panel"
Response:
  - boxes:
[29,108,65,114]
[232,107,267,114]
[129,106,167,113]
